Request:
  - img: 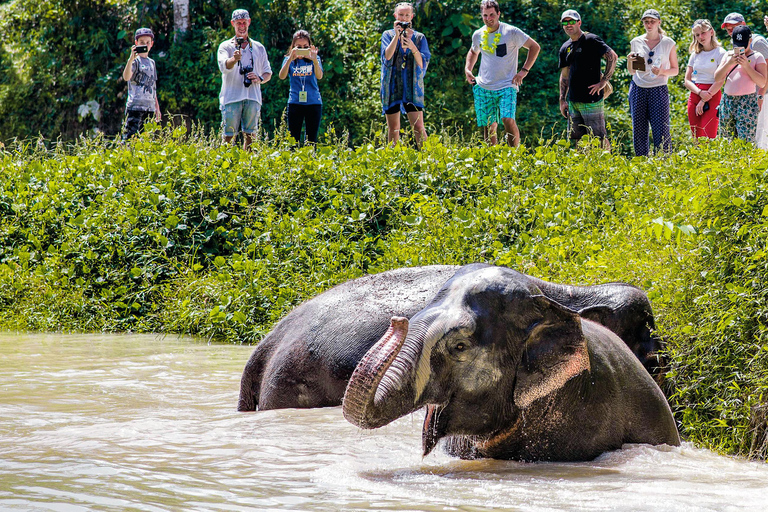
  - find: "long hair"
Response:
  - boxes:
[285,30,312,57]
[689,19,721,54]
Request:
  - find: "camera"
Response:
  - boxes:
[396,21,411,32]
[134,45,148,54]
[240,65,253,87]
[235,37,247,46]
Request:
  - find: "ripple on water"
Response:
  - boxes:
[1,333,768,512]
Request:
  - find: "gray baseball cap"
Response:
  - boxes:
[134,27,154,40]
[721,13,745,28]
[561,9,581,21]
[641,9,661,20]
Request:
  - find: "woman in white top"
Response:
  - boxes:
[684,19,726,139]
[626,9,679,156]
[714,25,767,143]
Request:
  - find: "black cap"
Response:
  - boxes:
[732,25,751,48]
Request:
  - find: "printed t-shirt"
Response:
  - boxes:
[687,47,727,84]
[126,57,157,111]
[282,56,323,105]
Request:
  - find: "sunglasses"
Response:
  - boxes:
[561,20,578,26]
[647,50,655,64]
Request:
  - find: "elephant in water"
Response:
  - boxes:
[238,263,664,412]
[342,265,680,462]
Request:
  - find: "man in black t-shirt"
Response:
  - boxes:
[558,9,617,148]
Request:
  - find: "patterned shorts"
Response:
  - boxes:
[718,93,760,142]
[568,99,607,139]
[473,85,518,127]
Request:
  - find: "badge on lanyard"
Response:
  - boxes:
[299,90,308,103]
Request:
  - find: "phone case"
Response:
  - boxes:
[630,56,646,72]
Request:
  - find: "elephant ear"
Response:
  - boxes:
[577,305,613,325]
[514,296,591,410]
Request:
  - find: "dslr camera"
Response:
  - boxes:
[239,65,253,87]
[235,36,247,46]
[396,21,411,32]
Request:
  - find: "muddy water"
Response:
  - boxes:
[1,333,766,511]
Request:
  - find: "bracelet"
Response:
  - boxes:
[521,67,530,72]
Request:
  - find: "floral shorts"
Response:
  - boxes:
[473,85,518,126]
[718,93,759,142]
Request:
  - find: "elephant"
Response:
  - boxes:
[342,265,680,462]
[238,263,663,412]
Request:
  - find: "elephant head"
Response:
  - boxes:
[342,266,592,456]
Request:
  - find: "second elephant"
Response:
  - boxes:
[238,263,664,411]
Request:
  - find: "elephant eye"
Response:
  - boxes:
[454,342,467,351]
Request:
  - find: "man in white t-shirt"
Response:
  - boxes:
[464,0,540,146]
[722,12,768,108]
[217,9,273,149]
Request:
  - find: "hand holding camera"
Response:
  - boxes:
[395,20,411,40]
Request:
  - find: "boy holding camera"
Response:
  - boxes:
[217,9,272,149]
[381,2,431,147]
[121,28,161,140]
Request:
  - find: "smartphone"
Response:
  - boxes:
[295,48,311,58]
[736,47,746,56]
[135,45,148,54]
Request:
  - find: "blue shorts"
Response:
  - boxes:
[473,85,518,126]
[221,100,261,137]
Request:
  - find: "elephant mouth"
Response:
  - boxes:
[422,404,448,456]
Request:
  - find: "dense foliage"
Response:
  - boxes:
[1,130,767,459]
[2,0,768,148]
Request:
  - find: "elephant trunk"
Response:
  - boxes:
[343,317,422,429]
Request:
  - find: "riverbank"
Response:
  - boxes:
[1,130,766,459]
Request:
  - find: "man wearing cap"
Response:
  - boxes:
[722,12,768,108]
[558,9,617,149]
[122,27,161,140]
[714,25,767,142]
[217,9,273,149]
[464,0,540,146]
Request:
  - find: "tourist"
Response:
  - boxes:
[217,9,272,149]
[381,2,430,147]
[558,9,617,148]
[121,28,160,140]
[278,30,324,145]
[683,19,726,139]
[714,25,767,142]
[464,0,540,146]
[627,9,679,156]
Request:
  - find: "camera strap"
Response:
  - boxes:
[236,38,253,73]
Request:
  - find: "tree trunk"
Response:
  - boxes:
[173,0,189,41]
